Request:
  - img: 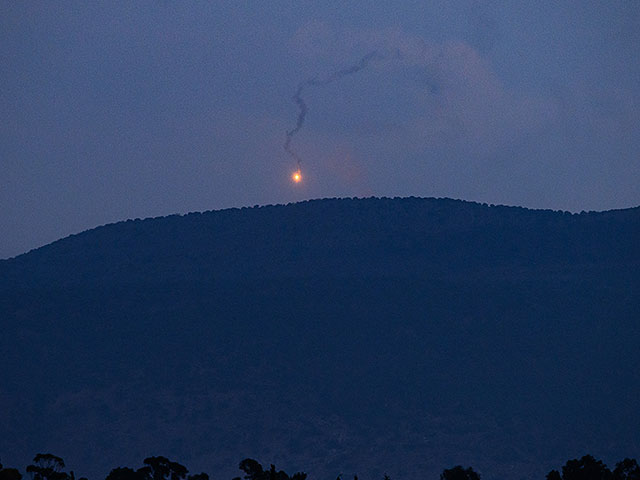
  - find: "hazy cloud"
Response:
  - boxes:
[1,3,639,257]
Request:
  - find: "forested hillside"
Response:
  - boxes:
[1,197,638,480]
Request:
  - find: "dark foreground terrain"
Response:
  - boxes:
[1,197,639,480]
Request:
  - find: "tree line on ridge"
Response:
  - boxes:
[1,453,639,480]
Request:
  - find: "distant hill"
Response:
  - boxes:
[1,197,639,480]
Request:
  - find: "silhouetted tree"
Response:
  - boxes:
[547,455,612,480]
[547,471,562,480]
[0,472,21,480]
[564,455,612,480]
[613,459,640,480]
[233,459,305,480]
[106,467,146,480]
[187,474,209,480]
[440,466,480,480]
[69,471,87,480]
[0,460,23,480]
[26,454,69,480]
[234,460,263,480]
[139,457,188,480]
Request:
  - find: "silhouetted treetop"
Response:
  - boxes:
[613,459,640,480]
[4,451,640,480]
[235,460,263,480]
[26,455,69,480]
[105,468,146,480]
[233,460,305,480]
[0,460,23,480]
[105,457,189,480]
[547,455,613,480]
[139,457,188,480]
[0,469,22,480]
[440,465,480,480]
[548,471,563,480]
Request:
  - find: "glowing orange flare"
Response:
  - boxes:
[291,169,302,183]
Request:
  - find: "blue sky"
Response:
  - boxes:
[2,1,639,258]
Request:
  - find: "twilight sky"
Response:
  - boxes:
[2,1,639,258]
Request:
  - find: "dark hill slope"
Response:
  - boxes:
[1,197,639,480]
[2,197,638,287]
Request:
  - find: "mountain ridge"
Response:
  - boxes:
[1,196,638,480]
[4,196,640,262]
[2,197,638,288]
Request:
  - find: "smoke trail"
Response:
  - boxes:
[284,51,380,169]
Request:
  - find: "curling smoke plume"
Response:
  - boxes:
[284,51,380,169]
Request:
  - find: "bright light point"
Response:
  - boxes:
[291,169,302,183]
